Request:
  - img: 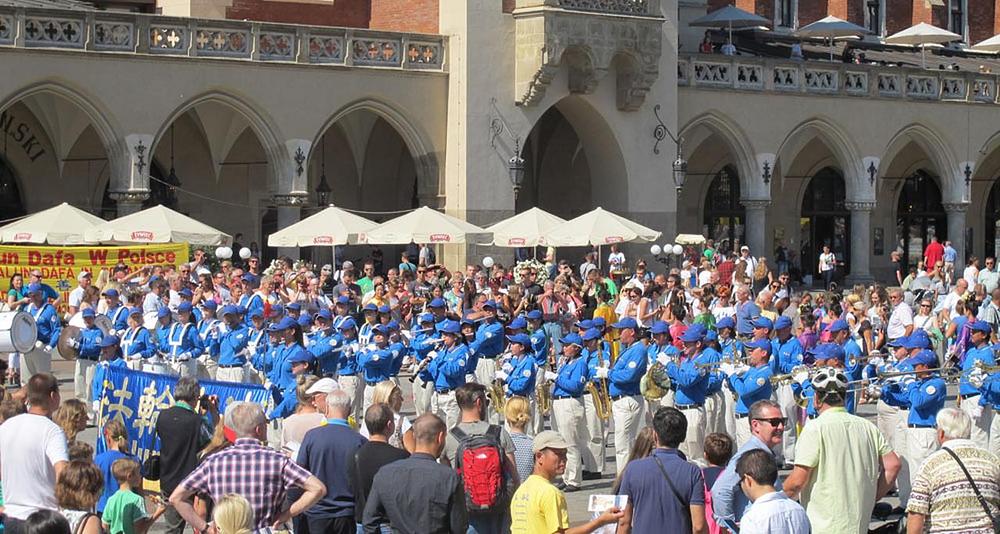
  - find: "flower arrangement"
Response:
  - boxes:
[513,259,549,285]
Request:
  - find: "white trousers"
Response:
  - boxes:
[679,405,706,461]
[475,358,499,424]
[550,397,587,487]
[126,358,143,371]
[583,393,605,472]
[142,360,170,375]
[433,390,459,429]
[775,384,799,463]
[901,427,939,506]
[216,365,247,383]
[704,391,726,436]
[363,383,377,414]
[338,375,364,422]
[734,414,752,449]
[198,355,219,380]
[722,388,737,438]
[168,359,197,378]
[876,400,903,452]
[20,346,51,380]
[960,396,993,450]
[74,358,97,404]
[412,376,434,416]
[612,395,644,474]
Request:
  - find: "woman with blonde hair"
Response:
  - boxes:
[212,494,254,534]
[504,395,535,483]
[359,381,414,451]
[280,374,326,449]
[54,399,89,444]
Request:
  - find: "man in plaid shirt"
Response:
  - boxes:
[169,402,327,531]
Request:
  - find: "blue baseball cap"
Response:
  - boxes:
[774,316,793,330]
[705,330,718,342]
[482,299,498,310]
[339,317,357,330]
[744,338,772,354]
[905,330,931,350]
[287,348,315,365]
[336,295,351,305]
[559,332,583,346]
[460,315,476,327]
[26,282,43,295]
[268,304,284,317]
[508,317,527,330]
[387,320,400,331]
[887,335,907,348]
[286,302,301,311]
[828,319,849,333]
[970,320,992,334]
[418,312,435,324]
[612,317,639,330]
[101,288,120,298]
[201,300,218,311]
[439,320,461,334]
[680,324,707,343]
[575,319,594,330]
[241,273,259,284]
[100,335,120,348]
[363,303,378,313]
[649,321,670,335]
[752,317,774,330]
[377,305,391,315]
[248,308,264,320]
[177,302,193,314]
[128,307,143,317]
[316,309,333,321]
[591,317,607,329]
[905,349,937,368]
[178,288,193,298]
[716,317,735,330]
[220,305,240,317]
[581,328,603,342]
[157,307,172,318]
[373,324,390,335]
[267,316,297,331]
[428,298,447,309]
[298,314,313,328]
[816,343,845,363]
[507,333,531,346]
[81,308,96,318]
[525,310,542,321]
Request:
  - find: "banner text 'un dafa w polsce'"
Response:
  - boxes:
[95,366,273,462]
[0,243,188,302]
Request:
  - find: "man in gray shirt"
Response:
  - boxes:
[363,413,467,534]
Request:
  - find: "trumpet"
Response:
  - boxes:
[973,360,1000,373]
[407,349,440,383]
[770,365,810,386]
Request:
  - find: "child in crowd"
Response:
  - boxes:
[703,433,735,534]
[212,494,254,534]
[94,419,133,514]
[101,458,166,534]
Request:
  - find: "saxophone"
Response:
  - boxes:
[488,379,507,414]
[536,378,553,416]
[640,362,671,401]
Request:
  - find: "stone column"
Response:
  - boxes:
[110,191,149,217]
[741,200,770,258]
[944,202,969,264]
[845,201,875,285]
[272,193,307,259]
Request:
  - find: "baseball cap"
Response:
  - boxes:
[744,338,772,354]
[581,328,602,342]
[680,324,706,343]
[773,316,793,330]
[178,288,193,298]
[611,317,639,330]
[649,321,670,335]
[575,319,594,330]
[905,330,931,350]
[100,335,120,348]
[377,305,391,315]
[26,282,42,295]
[81,308,96,318]
[339,317,358,330]
[316,309,333,321]
[77,271,92,281]
[532,430,569,452]
[428,298,446,309]
[201,300,218,310]
[506,333,531,346]
[969,320,992,334]
[241,273,259,284]
[298,314,313,328]
[525,310,542,321]
[287,348,315,365]
[418,313,435,324]
[157,307,172,318]
[220,305,240,317]
[507,317,527,330]
[102,288,120,298]
[269,304,284,317]
[483,299,499,310]
[336,295,351,305]
[177,302,193,314]
[591,317,607,329]
[716,317,735,330]
[828,319,849,333]
[268,317,297,331]
[128,307,143,317]
[439,320,461,334]
[363,303,378,313]
[286,302,301,311]
[558,333,583,347]
[305,378,340,395]
[752,317,774,330]
[904,349,937,368]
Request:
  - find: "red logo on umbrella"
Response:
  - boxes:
[13,233,31,241]
[604,236,624,244]
[313,236,333,245]
[430,234,451,242]
[131,231,154,241]
[507,238,525,246]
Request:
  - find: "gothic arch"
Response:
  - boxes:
[679,110,757,197]
[313,98,441,205]
[776,117,865,201]
[881,123,962,202]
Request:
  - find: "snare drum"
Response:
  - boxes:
[0,311,38,353]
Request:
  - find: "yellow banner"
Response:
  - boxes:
[0,244,189,304]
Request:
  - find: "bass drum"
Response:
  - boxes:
[0,311,39,353]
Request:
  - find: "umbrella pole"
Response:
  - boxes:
[921,45,926,69]
[728,21,732,44]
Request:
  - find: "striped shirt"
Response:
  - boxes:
[180,438,313,529]
[907,439,1000,533]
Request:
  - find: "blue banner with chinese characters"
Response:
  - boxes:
[95,366,272,463]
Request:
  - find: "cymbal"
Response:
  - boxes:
[57,325,81,361]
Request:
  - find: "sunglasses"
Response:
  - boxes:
[753,417,787,427]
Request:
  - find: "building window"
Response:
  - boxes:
[703,166,745,252]
[949,0,966,41]
[866,0,882,35]
[800,167,850,279]
[896,170,946,268]
[777,0,795,28]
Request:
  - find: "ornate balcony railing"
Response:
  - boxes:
[678,53,997,104]
[558,0,650,16]
[0,6,446,71]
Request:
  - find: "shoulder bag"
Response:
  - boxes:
[941,446,1000,532]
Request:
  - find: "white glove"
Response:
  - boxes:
[793,370,810,385]
[109,329,118,337]
[366,344,377,351]
[176,352,191,361]
[427,350,439,360]
[544,371,558,381]
[971,404,984,419]
[128,353,142,360]
[595,367,609,379]
[501,362,515,373]
[719,362,735,376]
[869,356,884,368]
[91,400,100,414]
[734,363,750,375]
[264,380,273,390]
[43,345,52,353]
[35,340,43,349]
[247,342,258,353]
[902,376,916,388]
[68,338,80,349]
[494,371,508,381]
[656,352,670,366]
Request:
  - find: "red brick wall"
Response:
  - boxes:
[503,0,516,13]
[226,0,371,27]
[845,0,865,26]
[885,0,913,34]
[969,0,996,44]
[798,0,828,26]
[370,0,439,33]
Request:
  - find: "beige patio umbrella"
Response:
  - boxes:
[795,16,870,60]
[886,22,962,68]
[0,202,104,245]
[267,205,377,247]
[357,206,491,245]
[689,5,771,44]
[84,205,232,246]
[485,207,566,247]
[970,33,1000,53]
[541,207,661,247]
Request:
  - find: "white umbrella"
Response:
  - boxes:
[358,206,491,245]
[971,33,1000,52]
[267,206,377,247]
[689,5,770,44]
[485,207,566,248]
[886,22,961,68]
[0,202,104,245]
[795,16,870,60]
[84,205,232,246]
[541,207,661,247]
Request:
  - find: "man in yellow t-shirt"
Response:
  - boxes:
[510,431,622,534]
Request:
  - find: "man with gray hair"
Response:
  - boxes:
[169,401,327,532]
[296,390,368,534]
[907,407,1000,533]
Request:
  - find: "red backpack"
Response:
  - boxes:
[451,425,510,512]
